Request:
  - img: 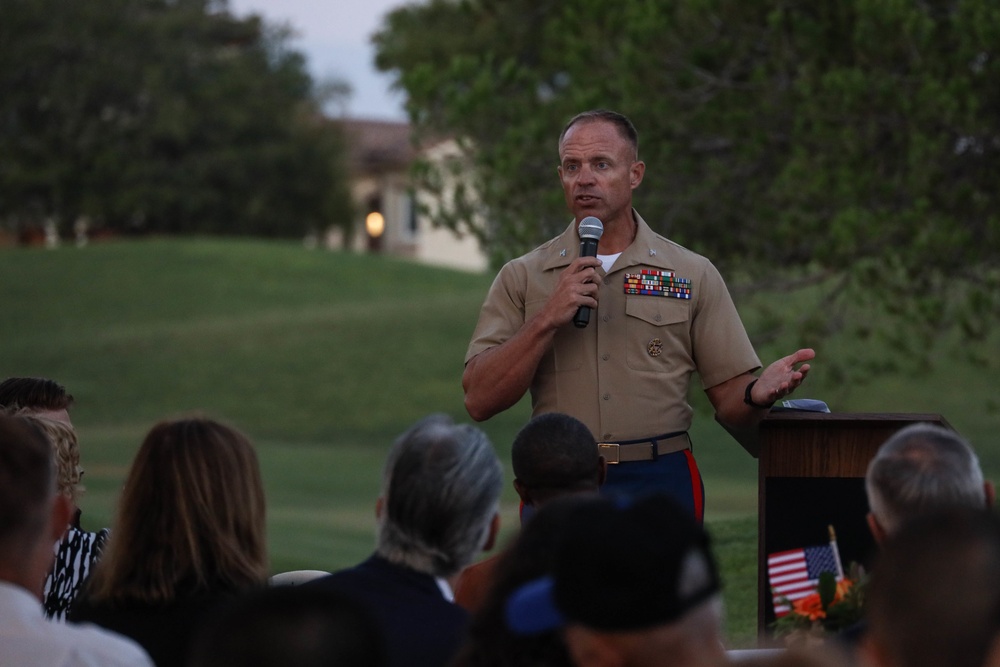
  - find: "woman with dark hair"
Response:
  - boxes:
[69,417,269,666]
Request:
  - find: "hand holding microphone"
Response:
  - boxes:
[573,216,604,328]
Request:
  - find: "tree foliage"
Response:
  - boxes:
[374,0,1000,382]
[0,0,352,237]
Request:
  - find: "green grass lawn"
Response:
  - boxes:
[3,237,997,648]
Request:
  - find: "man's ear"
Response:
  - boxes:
[375,496,384,520]
[482,512,501,552]
[629,160,645,190]
[860,631,894,667]
[980,631,1000,667]
[985,480,995,509]
[867,511,888,546]
[49,494,72,542]
[596,457,608,488]
[564,626,624,667]
[513,478,531,505]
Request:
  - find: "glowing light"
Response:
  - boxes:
[366,211,385,238]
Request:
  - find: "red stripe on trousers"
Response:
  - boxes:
[684,449,704,523]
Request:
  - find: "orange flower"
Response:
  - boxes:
[790,578,855,622]
[791,593,826,621]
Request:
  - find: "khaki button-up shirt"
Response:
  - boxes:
[466,212,760,442]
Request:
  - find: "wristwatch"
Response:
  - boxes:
[743,379,775,409]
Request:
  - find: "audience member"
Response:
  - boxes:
[0,414,153,666]
[455,412,605,611]
[834,422,994,652]
[23,415,111,621]
[307,414,503,667]
[452,496,607,667]
[0,376,75,426]
[187,584,387,667]
[505,493,727,667]
[862,508,1000,667]
[511,412,607,512]
[69,417,269,667]
[865,422,993,543]
[0,376,110,621]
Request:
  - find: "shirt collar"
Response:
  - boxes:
[615,210,664,271]
[0,580,45,622]
[435,576,455,602]
[540,210,658,273]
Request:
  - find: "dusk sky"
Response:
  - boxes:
[227,0,409,121]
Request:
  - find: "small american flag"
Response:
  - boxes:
[768,527,844,617]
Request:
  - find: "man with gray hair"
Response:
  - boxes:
[0,414,152,666]
[865,422,994,544]
[307,414,503,667]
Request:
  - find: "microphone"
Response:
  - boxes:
[573,216,604,328]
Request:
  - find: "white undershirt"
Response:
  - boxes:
[597,252,621,273]
[436,577,455,602]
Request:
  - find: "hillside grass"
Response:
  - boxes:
[3,237,997,647]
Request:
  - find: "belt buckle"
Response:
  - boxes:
[598,442,620,464]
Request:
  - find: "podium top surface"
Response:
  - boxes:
[757,412,953,478]
[761,411,951,427]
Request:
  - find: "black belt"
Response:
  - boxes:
[597,431,691,464]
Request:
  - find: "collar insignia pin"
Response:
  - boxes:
[649,249,656,257]
[560,249,567,257]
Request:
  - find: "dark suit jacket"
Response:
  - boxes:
[307,554,469,667]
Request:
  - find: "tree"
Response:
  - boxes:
[0,0,352,237]
[374,0,1000,383]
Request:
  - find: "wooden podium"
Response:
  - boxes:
[755,411,952,635]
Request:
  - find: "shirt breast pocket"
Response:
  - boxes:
[624,297,692,373]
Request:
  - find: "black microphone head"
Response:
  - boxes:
[578,216,604,241]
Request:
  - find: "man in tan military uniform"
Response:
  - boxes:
[464,109,814,517]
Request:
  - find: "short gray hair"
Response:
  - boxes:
[559,109,639,160]
[866,423,986,535]
[376,414,503,577]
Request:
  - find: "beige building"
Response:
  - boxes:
[334,119,488,273]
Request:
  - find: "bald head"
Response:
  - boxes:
[866,423,989,537]
[559,109,639,161]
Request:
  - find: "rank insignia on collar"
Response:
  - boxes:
[647,338,663,357]
[624,269,692,300]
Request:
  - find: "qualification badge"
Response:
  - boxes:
[647,338,663,357]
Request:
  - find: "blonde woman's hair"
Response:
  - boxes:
[87,416,268,604]
[19,414,83,503]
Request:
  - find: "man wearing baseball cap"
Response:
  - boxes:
[504,493,727,667]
